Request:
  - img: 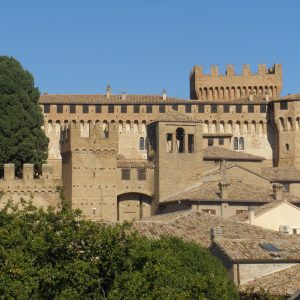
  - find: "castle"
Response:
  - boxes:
[2,63,300,222]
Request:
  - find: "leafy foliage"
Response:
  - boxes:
[0,56,48,175]
[0,202,238,299]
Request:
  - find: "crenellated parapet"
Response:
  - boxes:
[190,64,282,101]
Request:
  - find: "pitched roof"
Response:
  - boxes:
[161,180,300,204]
[230,200,300,222]
[263,167,300,182]
[151,111,201,123]
[273,94,300,102]
[240,264,300,297]
[117,160,154,169]
[203,147,265,161]
[133,210,296,250]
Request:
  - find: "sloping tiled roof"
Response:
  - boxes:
[230,200,299,222]
[39,93,267,105]
[133,210,296,250]
[203,147,265,161]
[263,167,300,182]
[151,111,201,123]
[117,160,154,169]
[240,264,300,297]
[273,94,300,102]
[161,180,300,204]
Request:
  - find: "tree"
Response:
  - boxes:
[0,202,238,299]
[0,56,48,176]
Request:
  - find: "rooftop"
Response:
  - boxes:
[263,167,300,182]
[117,160,154,169]
[150,111,201,123]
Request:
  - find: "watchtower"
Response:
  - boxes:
[147,111,203,208]
[190,64,282,100]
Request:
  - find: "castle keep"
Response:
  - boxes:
[3,63,300,222]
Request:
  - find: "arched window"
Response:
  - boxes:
[176,128,185,153]
[233,137,238,150]
[139,137,145,150]
[239,137,244,150]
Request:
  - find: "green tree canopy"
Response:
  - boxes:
[0,202,238,299]
[0,56,48,175]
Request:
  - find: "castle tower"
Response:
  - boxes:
[190,64,282,100]
[147,111,203,209]
[272,94,300,169]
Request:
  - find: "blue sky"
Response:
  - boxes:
[0,0,299,98]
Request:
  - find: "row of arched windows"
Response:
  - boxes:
[199,85,278,100]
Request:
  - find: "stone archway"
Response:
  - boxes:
[117,193,152,222]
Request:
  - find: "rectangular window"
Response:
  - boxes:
[70,104,76,114]
[185,104,192,113]
[56,104,63,113]
[108,105,114,113]
[236,105,242,113]
[133,105,140,113]
[166,133,173,152]
[198,104,205,113]
[280,102,288,110]
[95,105,101,113]
[172,104,178,111]
[146,105,152,113]
[208,138,214,146]
[188,134,194,153]
[137,169,146,181]
[223,105,230,113]
[121,105,127,113]
[260,104,267,113]
[83,104,89,114]
[44,104,50,113]
[211,104,217,113]
[159,105,165,113]
[121,169,130,180]
[248,105,254,113]
[219,137,224,145]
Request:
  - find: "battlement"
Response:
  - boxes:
[190,64,282,100]
[60,121,119,153]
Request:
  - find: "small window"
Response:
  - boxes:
[185,104,192,113]
[95,105,101,113]
[208,138,214,146]
[233,137,238,150]
[172,104,178,111]
[137,169,146,181]
[56,104,63,113]
[159,105,165,113]
[260,104,267,113]
[236,105,242,113]
[70,104,76,114]
[121,169,130,180]
[133,105,140,113]
[248,105,254,113]
[202,209,216,215]
[121,105,127,113]
[108,105,114,113]
[219,137,224,145]
[283,183,290,192]
[211,104,217,113]
[198,104,205,113]
[259,243,281,252]
[139,137,145,150]
[239,137,244,150]
[166,133,173,152]
[223,105,230,113]
[146,105,152,113]
[44,104,50,113]
[280,102,288,110]
[286,143,289,151]
[188,134,194,153]
[83,104,89,114]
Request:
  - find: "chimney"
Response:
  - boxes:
[219,180,229,200]
[162,89,167,100]
[121,91,126,100]
[106,84,111,98]
[273,183,283,201]
[210,227,222,241]
[248,208,255,224]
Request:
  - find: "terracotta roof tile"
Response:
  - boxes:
[263,167,300,182]
[117,160,154,169]
[151,111,201,123]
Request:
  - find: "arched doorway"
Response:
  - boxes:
[117,193,152,222]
